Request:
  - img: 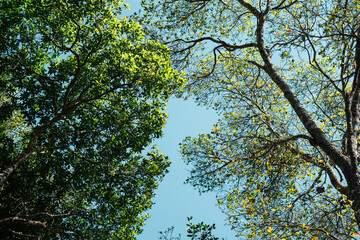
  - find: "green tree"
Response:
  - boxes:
[0,0,183,239]
[142,0,360,239]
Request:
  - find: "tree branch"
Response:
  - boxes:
[170,37,257,53]
[253,11,351,174]
[289,147,349,196]
[0,216,46,229]
[0,112,66,185]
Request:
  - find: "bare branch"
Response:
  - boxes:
[169,37,257,53]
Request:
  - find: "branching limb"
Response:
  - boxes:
[169,37,257,53]
[0,112,66,185]
[289,148,349,196]
[249,5,351,174]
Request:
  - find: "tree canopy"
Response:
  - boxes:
[141,0,360,239]
[0,0,183,239]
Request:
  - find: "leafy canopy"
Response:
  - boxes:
[0,0,183,239]
[141,0,360,239]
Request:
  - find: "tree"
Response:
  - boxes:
[141,0,360,239]
[0,0,183,239]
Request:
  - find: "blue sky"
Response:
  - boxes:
[137,98,235,239]
[123,2,237,239]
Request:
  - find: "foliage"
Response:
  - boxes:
[0,0,183,239]
[141,0,360,239]
[158,217,222,240]
[185,217,220,240]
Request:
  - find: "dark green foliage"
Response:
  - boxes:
[0,0,183,239]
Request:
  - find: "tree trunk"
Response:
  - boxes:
[348,173,360,230]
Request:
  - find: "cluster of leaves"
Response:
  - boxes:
[158,217,222,240]
[141,0,360,239]
[0,0,183,239]
[185,217,220,240]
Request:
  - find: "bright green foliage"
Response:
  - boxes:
[0,0,183,239]
[141,0,360,239]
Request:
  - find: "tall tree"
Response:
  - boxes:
[0,0,183,239]
[142,0,360,239]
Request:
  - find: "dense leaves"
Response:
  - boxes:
[141,0,360,239]
[0,0,183,239]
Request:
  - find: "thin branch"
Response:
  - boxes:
[271,0,298,11]
[170,37,257,53]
